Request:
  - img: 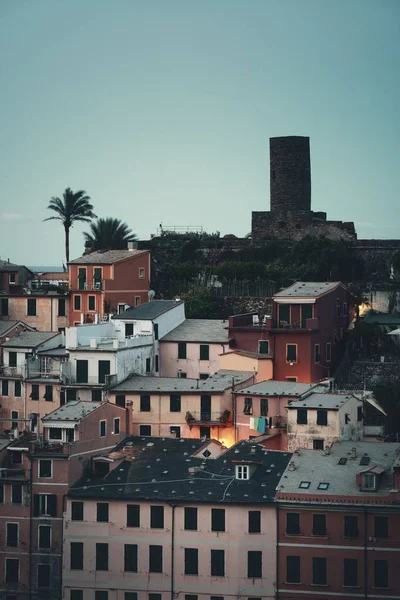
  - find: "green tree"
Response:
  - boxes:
[181,286,222,319]
[84,217,136,252]
[44,187,96,263]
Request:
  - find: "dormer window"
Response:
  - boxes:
[236,465,249,480]
[362,473,376,491]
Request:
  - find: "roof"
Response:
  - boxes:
[42,401,102,423]
[111,370,254,394]
[113,300,183,321]
[68,436,292,504]
[37,347,69,358]
[0,321,29,337]
[235,380,324,397]
[69,249,148,265]
[364,310,400,326]
[0,258,20,272]
[1,331,58,349]
[34,271,69,280]
[160,319,229,343]
[229,350,273,359]
[276,441,400,499]
[274,281,343,299]
[287,392,358,410]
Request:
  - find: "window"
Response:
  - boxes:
[178,342,187,359]
[5,558,19,583]
[116,394,126,408]
[74,295,81,311]
[1,298,9,315]
[146,357,151,372]
[9,272,16,283]
[154,323,159,340]
[248,510,261,533]
[185,548,199,575]
[124,544,138,572]
[314,344,320,363]
[97,503,109,522]
[71,501,84,521]
[44,384,53,401]
[210,597,223,600]
[199,426,210,439]
[99,420,106,437]
[125,323,134,337]
[12,484,22,504]
[2,379,9,396]
[286,555,300,584]
[184,507,198,530]
[95,593,108,600]
[39,459,52,478]
[211,508,225,532]
[374,516,388,538]
[58,298,66,316]
[286,344,297,362]
[135,296,141,306]
[113,417,120,434]
[139,267,145,279]
[34,494,57,517]
[88,295,96,311]
[155,354,159,372]
[29,383,40,401]
[260,398,268,416]
[140,394,151,411]
[200,344,210,360]
[70,542,84,569]
[299,481,310,489]
[170,425,181,438]
[70,591,84,600]
[236,465,249,480]
[326,342,332,362]
[140,424,151,436]
[258,340,269,354]
[312,514,326,536]
[151,505,164,528]
[286,513,300,535]
[362,473,376,490]
[11,410,18,429]
[312,557,326,585]
[98,360,110,384]
[211,549,225,576]
[27,298,37,316]
[78,268,86,289]
[9,351,17,367]
[344,558,358,587]
[92,388,102,402]
[66,388,77,401]
[76,359,88,383]
[243,398,253,415]
[127,504,140,527]
[14,380,22,397]
[48,427,62,441]
[317,409,327,426]
[170,394,181,412]
[247,551,262,578]
[0,483,3,503]
[336,298,341,316]
[344,516,358,538]
[96,543,108,570]
[374,560,388,588]
[125,595,137,600]
[149,595,161,600]
[11,451,22,465]
[285,376,297,382]
[313,439,324,450]
[357,406,363,421]
[6,523,18,547]
[199,373,209,380]
[38,564,50,587]
[185,596,197,600]
[149,545,163,573]
[317,482,329,490]
[297,408,307,425]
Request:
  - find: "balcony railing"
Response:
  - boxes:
[185,410,231,427]
[32,440,71,455]
[61,374,110,386]
[0,467,27,480]
[83,282,103,291]
[0,365,24,377]
[26,370,61,380]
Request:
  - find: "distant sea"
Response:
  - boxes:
[28,266,65,272]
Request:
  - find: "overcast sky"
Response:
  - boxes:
[0,0,399,265]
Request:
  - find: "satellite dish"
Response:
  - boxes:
[148,290,155,301]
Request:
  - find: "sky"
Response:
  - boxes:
[0,0,399,265]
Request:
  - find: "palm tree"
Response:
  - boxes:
[44,188,96,263]
[84,217,136,252]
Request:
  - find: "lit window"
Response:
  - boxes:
[236,465,249,480]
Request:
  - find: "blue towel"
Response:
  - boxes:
[257,417,266,434]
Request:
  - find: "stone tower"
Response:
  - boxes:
[270,136,311,219]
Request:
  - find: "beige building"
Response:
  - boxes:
[0,292,69,332]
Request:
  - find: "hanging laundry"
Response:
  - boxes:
[257,417,266,434]
[249,417,256,430]
[253,417,260,431]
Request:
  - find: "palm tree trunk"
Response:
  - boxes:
[65,226,70,264]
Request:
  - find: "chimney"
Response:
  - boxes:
[90,338,97,349]
[127,241,138,251]
[351,447,357,459]
[126,401,133,435]
[113,339,119,350]
[251,446,257,454]
[324,445,331,455]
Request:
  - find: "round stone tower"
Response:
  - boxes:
[270,136,311,219]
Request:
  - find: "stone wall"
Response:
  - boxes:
[337,359,400,390]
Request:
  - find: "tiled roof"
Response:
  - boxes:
[276,441,400,498]
[363,310,400,325]
[160,319,229,343]
[111,370,254,394]
[0,321,23,337]
[0,259,20,272]
[287,392,357,410]
[42,401,102,422]
[68,436,292,503]
[69,249,148,265]
[113,300,183,321]
[235,380,325,397]
[1,331,59,349]
[274,281,343,299]
[34,271,69,280]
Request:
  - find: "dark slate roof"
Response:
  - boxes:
[68,436,292,504]
[363,310,400,326]
[160,319,229,343]
[112,300,183,321]
[69,249,148,265]
[42,401,101,422]
[0,259,20,272]
[235,380,325,397]
[287,392,358,410]
[274,281,343,299]
[1,331,58,349]
[0,321,26,337]
[110,370,254,394]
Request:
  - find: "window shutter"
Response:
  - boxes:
[48,495,57,517]
[33,494,40,516]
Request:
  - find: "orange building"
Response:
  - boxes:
[68,248,151,326]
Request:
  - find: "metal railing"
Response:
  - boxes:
[0,365,24,377]
[185,410,231,426]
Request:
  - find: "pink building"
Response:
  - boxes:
[0,400,130,600]
[159,319,230,378]
[62,435,292,600]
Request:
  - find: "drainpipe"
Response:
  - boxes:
[276,502,280,600]
[231,377,237,443]
[364,507,368,600]
[168,503,176,600]
[28,458,34,600]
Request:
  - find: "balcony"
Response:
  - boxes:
[0,467,27,481]
[61,374,107,386]
[0,365,24,377]
[185,410,231,427]
[229,313,319,331]
[31,440,71,455]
